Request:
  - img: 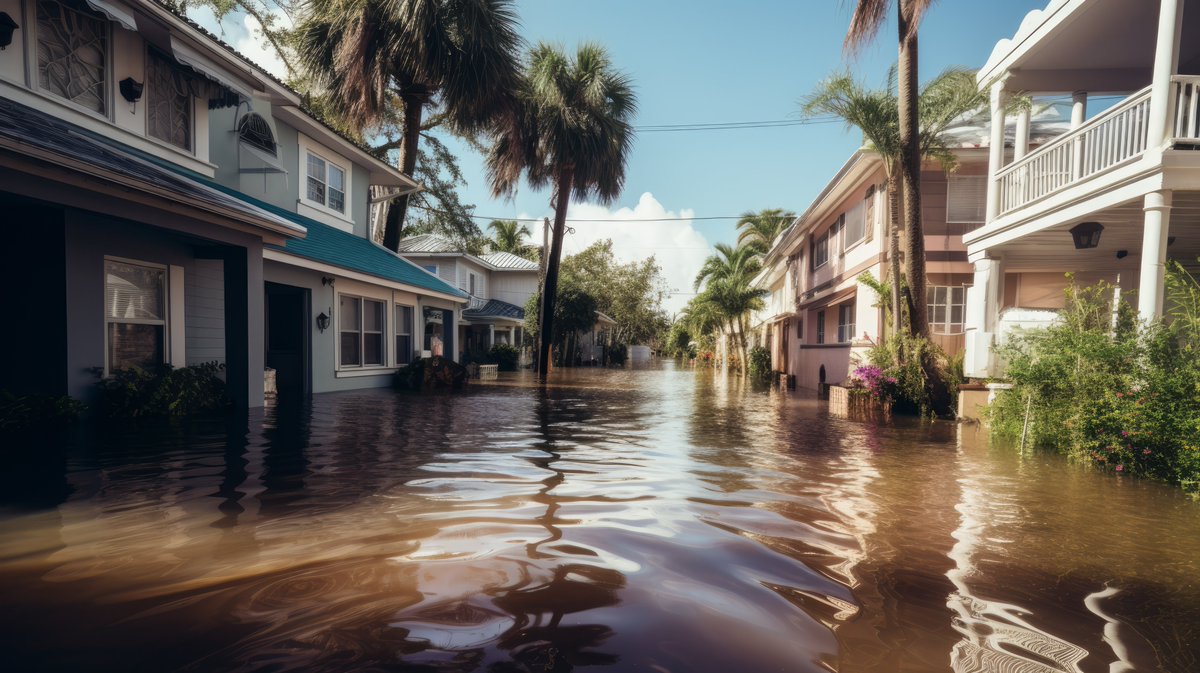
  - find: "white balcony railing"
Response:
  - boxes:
[996,86,1152,215]
[1171,75,1200,143]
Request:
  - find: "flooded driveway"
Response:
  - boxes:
[1,361,1198,672]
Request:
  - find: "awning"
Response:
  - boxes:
[85,0,137,31]
[239,141,287,175]
[170,35,254,101]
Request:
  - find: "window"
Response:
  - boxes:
[812,231,829,270]
[928,286,967,334]
[238,113,276,156]
[844,198,867,249]
[838,303,856,343]
[816,310,825,344]
[424,307,448,356]
[863,186,876,242]
[395,305,414,365]
[146,49,191,151]
[37,0,108,114]
[339,295,385,367]
[468,272,477,296]
[306,151,346,214]
[422,264,438,275]
[947,176,987,225]
[105,259,165,372]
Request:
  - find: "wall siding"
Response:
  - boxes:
[186,258,226,366]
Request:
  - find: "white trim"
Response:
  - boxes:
[297,201,353,232]
[264,249,466,303]
[298,133,353,224]
[103,256,168,376]
[169,264,185,367]
[335,367,398,379]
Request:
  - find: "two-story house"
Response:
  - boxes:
[964,0,1200,379]
[397,234,540,360]
[0,0,466,406]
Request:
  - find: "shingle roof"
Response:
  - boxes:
[480,251,538,271]
[463,299,525,322]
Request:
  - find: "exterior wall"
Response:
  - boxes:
[456,258,489,297]
[491,271,538,307]
[185,258,226,366]
[402,256,457,286]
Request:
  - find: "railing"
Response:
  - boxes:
[1171,75,1200,143]
[466,295,487,310]
[996,86,1152,215]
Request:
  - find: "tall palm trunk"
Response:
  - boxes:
[886,172,903,338]
[538,167,573,381]
[897,1,928,338]
[382,93,427,252]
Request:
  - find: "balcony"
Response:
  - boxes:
[994,76,1200,217]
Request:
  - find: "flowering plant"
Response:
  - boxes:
[850,364,898,402]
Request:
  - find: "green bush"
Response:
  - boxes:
[96,362,229,418]
[748,345,772,381]
[489,343,520,371]
[607,343,627,366]
[862,332,951,416]
[0,391,84,432]
[988,269,1200,492]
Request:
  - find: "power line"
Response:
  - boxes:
[635,117,842,132]
[411,204,795,223]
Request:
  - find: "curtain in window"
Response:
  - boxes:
[105,260,165,371]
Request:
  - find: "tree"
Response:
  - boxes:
[487,42,637,381]
[489,219,533,254]
[693,243,766,371]
[736,209,795,259]
[844,0,934,336]
[560,241,670,347]
[296,0,524,252]
[802,67,993,337]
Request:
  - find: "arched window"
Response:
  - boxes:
[237,112,276,156]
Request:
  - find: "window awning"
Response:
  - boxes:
[170,35,254,101]
[239,142,287,175]
[84,0,137,31]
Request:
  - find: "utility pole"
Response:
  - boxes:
[535,217,550,375]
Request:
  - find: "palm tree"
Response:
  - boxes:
[845,0,934,335]
[736,208,795,258]
[694,243,765,371]
[487,42,637,381]
[296,0,524,252]
[488,219,532,254]
[802,67,991,337]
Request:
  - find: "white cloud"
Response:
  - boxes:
[185,6,291,81]
[546,192,713,316]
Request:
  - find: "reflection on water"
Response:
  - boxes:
[1,361,1198,672]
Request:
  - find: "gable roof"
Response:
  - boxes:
[398,235,540,272]
[463,299,526,322]
[396,234,461,253]
[479,251,538,271]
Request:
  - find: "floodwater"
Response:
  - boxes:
[1,362,1198,673]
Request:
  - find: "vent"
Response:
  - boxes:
[237,112,276,156]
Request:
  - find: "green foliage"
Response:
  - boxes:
[95,363,230,418]
[559,240,670,346]
[607,343,627,366]
[489,343,520,371]
[0,391,84,432]
[666,321,696,359]
[736,209,795,258]
[863,332,950,416]
[748,346,772,382]
[988,269,1200,492]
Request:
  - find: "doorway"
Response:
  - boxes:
[266,282,311,397]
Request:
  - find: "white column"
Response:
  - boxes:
[1013,107,1032,161]
[964,256,1004,378]
[985,79,1008,223]
[1138,190,1172,323]
[1071,91,1087,180]
[1147,0,1184,148]
[488,323,495,349]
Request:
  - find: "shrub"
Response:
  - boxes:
[489,343,520,371]
[848,364,898,405]
[0,391,85,432]
[607,343,627,366]
[748,346,772,381]
[988,269,1200,493]
[96,362,229,418]
[862,332,950,416]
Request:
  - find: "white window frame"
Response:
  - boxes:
[946,175,987,225]
[103,256,168,376]
[928,285,968,335]
[298,134,353,228]
[812,231,829,270]
[395,303,415,365]
[837,303,856,343]
[32,0,113,121]
[337,293,387,369]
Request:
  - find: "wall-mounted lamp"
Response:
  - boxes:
[1116,249,1129,259]
[0,12,19,50]
[316,312,331,332]
[119,77,143,103]
[1168,236,1177,247]
[1069,221,1104,250]
[321,276,336,287]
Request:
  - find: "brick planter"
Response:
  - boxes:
[828,384,892,418]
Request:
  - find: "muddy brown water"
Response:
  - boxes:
[1,361,1198,672]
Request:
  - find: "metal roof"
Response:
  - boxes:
[463,299,526,322]
[479,251,538,270]
[396,234,461,253]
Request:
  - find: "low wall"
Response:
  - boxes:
[828,384,892,418]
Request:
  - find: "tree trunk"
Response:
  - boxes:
[897,1,928,339]
[382,95,426,252]
[537,168,573,382]
[886,172,903,339]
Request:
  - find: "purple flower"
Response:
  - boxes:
[1116,464,1125,472]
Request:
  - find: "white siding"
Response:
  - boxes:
[491,272,539,307]
[185,259,225,365]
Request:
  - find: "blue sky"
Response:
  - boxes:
[194,0,1049,312]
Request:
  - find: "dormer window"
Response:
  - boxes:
[36,0,108,115]
[238,112,276,156]
[146,49,192,151]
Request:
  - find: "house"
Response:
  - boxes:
[397,234,540,360]
[964,0,1200,379]
[0,0,465,406]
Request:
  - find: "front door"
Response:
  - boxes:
[265,282,311,397]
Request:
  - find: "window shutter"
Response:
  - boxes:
[947,176,987,223]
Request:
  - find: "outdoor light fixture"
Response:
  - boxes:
[0,12,18,50]
[321,276,335,286]
[316,312,331,332]
[119,77,143,103]
[1070,221,1104,249]
[1116,250,1129,259]
[1169,236,1177,246]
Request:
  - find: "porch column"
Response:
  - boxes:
[1138,190,1173,323]
[985,78,1008,223]
[1071,91,1087,180]
[964,256,1003,378]
[1013,106,1032,161]
[488,323,495,349]
[1147,0,1184,148]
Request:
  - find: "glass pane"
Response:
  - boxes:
[363,299,383,332]
[340,332,360,367]
[37,0,107,114]
[339,296,360,331]
[307,153,325,179]
[396,335,412,365]
[328,188,345,213]
[933,305,947,325]
[307,176,325,204]
[927,287,936,305]
[952,287,966,305]
[328,165,345,191]
[105,261,164,320]
[935,286,948,305]
[108,323,163,371]
[951,305,964,325]
[396,306,412,334]
[364,333,383,365]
